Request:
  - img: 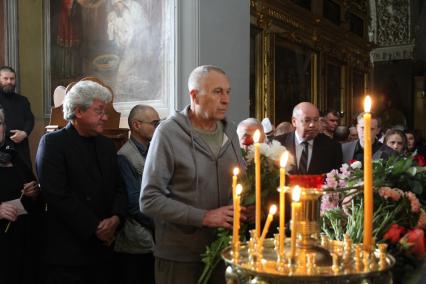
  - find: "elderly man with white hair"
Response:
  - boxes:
[236,117,266,149]
[36,79,127,284]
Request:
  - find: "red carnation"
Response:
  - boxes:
[413,154,426,167]
[400,229,425,257]
[383,224,406,244]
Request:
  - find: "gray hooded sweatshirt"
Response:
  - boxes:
[140,106,243,262]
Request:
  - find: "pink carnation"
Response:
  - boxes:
[378,187,402,201]
[406,192,421,213]
[416,209,426,228]
[320,193,340,216]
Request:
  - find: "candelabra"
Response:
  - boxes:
[223,186,395,283]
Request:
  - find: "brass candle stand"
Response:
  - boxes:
[224,187,395,283]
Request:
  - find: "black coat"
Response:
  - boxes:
[0,91,35,167]
[275,132,343,175]
[36,123,127,266]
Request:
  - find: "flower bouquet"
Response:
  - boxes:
[198,140,291,284]
[320,154,426,282]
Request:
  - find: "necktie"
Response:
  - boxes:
[299,141,309,174]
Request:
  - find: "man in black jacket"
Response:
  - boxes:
[0,66,34,168]
[275,102,343,175]
[36,79,127,284]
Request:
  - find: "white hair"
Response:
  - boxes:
[237,118,262,136]
[63,80,112,121]
[187,65,227,92]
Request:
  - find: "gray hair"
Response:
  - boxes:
[237,118,262,136]
[63,80,112,121]
[187,65,227,92]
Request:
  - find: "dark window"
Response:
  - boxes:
[291,0,311,11]
[349,13,364,37]
[323,0,341,25]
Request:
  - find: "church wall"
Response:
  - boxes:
[18,0,45,167]
[199,0,250,125]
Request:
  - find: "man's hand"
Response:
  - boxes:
[10,130,27,143]
[22,181,40,198]
[0,203,18,221]
[96,215,120,245]
[202,205,247,229]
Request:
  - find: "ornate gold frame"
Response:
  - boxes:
[250,0,372,125]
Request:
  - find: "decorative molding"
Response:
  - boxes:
[376,0,412,46]
[371,44,414,62]
[4,0,19,84]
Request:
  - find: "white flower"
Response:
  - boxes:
[351,161,362,169]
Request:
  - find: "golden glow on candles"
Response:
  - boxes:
[291,186,302,259]
[279,151,288,255]
[254,129,261,238]
[363,96,373,251]
[232,167,239,199]
[259,205,277,245]
[232,184,243,250]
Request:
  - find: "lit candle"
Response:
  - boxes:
[233,184,243,250]
[259,205,277,246]
[279,151,289,256]
[363,96,373,251]
[232,167,239,200]
[290,186,302,259]
[253,129,261,238]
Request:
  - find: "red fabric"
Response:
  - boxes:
[57,0,81,47]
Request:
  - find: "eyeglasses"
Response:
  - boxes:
[137,119,161,127]
[92,108,107,117]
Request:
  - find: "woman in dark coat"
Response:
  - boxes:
[0,107,42,283]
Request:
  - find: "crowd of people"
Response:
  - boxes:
[1,64,426,284]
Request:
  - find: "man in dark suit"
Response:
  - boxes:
[275,102,342,175]
[36,80,127,284]
[342,112,395,164]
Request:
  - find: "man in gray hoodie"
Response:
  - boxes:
[140,65,244,283]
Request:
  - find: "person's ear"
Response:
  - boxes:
[189,89,199,104]
[74,107,84,119]
[291,117,296,127]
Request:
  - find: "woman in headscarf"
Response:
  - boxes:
[0,106,42,283]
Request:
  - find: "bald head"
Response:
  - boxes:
[291,102,320,141]
[128,104,160,145]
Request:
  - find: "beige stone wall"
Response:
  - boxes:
[18,0,45,168]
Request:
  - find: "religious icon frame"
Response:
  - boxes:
[42,0,176,119]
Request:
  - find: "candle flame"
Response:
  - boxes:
[292,186,301,202]
[364,96,372,112]
[233,167,240,176]
[253,129,261,143]
[236,184,243,196]
[280,151,289,168]
[269,205,277,215]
